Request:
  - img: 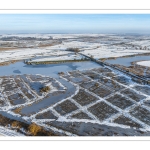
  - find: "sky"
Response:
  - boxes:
[0,14,150,34]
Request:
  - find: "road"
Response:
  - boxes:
[0,126,24,136]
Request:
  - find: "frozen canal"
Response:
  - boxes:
[105,55,150,66]
[0,60,101,116]
[20,78,77,116]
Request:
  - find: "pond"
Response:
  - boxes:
[0,61,101,78]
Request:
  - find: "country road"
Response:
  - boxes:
[0,126,24,136]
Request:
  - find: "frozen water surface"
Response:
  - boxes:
[0,61,100,78]
[0,60,101,116]
[105,55,150,66]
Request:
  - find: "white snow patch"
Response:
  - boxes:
[137,60,150,67]
[29,54,85,63]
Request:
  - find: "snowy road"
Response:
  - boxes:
[0,126,24,136]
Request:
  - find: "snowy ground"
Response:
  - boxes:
[0,126,24,136]
[0,34,150,136]
[0,48,72,63]
[81,48,150,60]
[137,61,150,67]
[0,68,150,136]
[1,34,150,64]
[28,53,86,63]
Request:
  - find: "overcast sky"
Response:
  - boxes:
[0,14,150,34]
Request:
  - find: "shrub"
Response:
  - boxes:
[40,86,50,93]
[28,123,42,136]
[11,121,21,128]
[66,47,80,52]
[95,83,99,87]
[13,107,22,114]
[58,72,64,75]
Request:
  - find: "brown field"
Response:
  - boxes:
[0,47,18,51]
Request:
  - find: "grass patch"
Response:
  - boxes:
[13,107,22,114]
[40,86,50,93]
[66,47,80,52]
[28,123,42,136]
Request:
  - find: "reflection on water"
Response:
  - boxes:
[105,55,150,67]
[13,70,21,74]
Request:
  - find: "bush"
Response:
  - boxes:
[11,121,21,128]
[58,72,64,75]
[13,107,22,114]
[40,86,50,93]
[66,47,80,52]
[28,123,42,136]
[95,83,99,87]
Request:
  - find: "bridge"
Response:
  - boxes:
[79,53,150,85]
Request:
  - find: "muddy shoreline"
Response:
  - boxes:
[100,52,150,62]
[0,60,20,66]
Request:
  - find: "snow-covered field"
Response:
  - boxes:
[0,34,150,62]
[0,48,72,63]
[129,40,150,49]
[0,44,149,63]
[0,126,24,136]
[0,33,105,39]
[81,48,150,60]
[0,34,150,64]
[29,54,85,63]
[1,34,150,136]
